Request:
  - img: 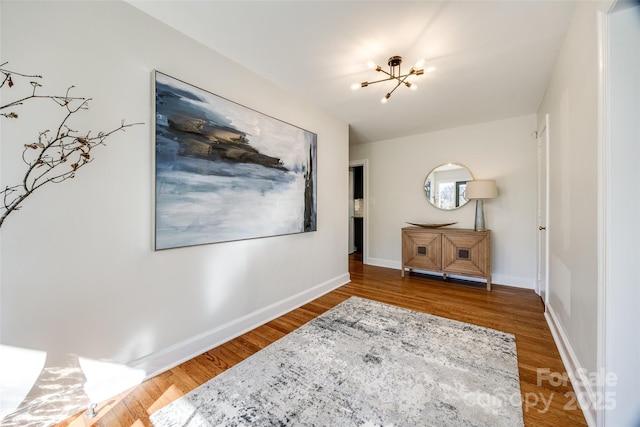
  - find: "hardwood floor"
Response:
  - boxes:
[56,254,587,426]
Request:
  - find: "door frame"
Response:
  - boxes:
[348,169,356,254]
[349,159,368,263]
[536,114,550,305]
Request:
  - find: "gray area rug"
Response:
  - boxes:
[151,297,524,426]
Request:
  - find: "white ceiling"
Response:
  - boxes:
[129,1,575,145]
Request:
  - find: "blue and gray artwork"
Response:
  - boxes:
[154,71,317,250]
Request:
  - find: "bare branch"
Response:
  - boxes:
[1,63,41,90]
[0,63,143,228]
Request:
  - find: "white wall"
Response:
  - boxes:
[537,2,600,424]
[350,114,538,288]
[0,0,348,376]
[606,4,640,426]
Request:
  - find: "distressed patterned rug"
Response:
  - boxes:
[150,297,524,426]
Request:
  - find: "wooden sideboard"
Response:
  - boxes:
[401,227,492,291]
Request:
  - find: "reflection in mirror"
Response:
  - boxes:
[424,163,474,210]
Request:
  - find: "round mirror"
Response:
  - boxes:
[424,163,474,210]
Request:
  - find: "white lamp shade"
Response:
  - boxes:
[465,180,497,200]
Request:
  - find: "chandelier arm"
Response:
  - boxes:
[387,79,404,98]
[397,73,412,85]
[364,76,398,85]
[365,73,415,86]
[375,68,394,79]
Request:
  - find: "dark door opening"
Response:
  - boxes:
[351,165,364,255]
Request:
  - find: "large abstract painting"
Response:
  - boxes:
[153,71,317,250]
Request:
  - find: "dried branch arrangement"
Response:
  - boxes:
[0,62,142,228]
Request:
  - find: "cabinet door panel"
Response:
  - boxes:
[402,230,441,270]
[441,232,489,276]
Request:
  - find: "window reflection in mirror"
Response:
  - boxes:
[424,163,474,210]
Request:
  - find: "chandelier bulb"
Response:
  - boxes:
[350,83,361,91]
[366,60,377,69]
[410,83,418,91]
[381,93,391,104]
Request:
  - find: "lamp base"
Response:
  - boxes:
[474,199,487,231]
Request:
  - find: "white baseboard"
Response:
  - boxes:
[365,258,535,289]
[130,272,351,379]
[366,257,398,269]
[545,306,597,427]
[491,274,535,289]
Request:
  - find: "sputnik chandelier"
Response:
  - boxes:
[351,55,435,103]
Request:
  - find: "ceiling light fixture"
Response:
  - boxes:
[351,56,433,104]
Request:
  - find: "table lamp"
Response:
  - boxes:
[465,180,497,231]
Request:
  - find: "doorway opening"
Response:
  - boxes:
[349,164,364,262]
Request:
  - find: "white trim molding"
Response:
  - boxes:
[545,306,597,426]
[596,7,610,427]
[368,258,535,289]
[130,273,351,379]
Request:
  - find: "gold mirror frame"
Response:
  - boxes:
[424,163,474,210]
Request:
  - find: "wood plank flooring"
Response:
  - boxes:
[56,254,587,426]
